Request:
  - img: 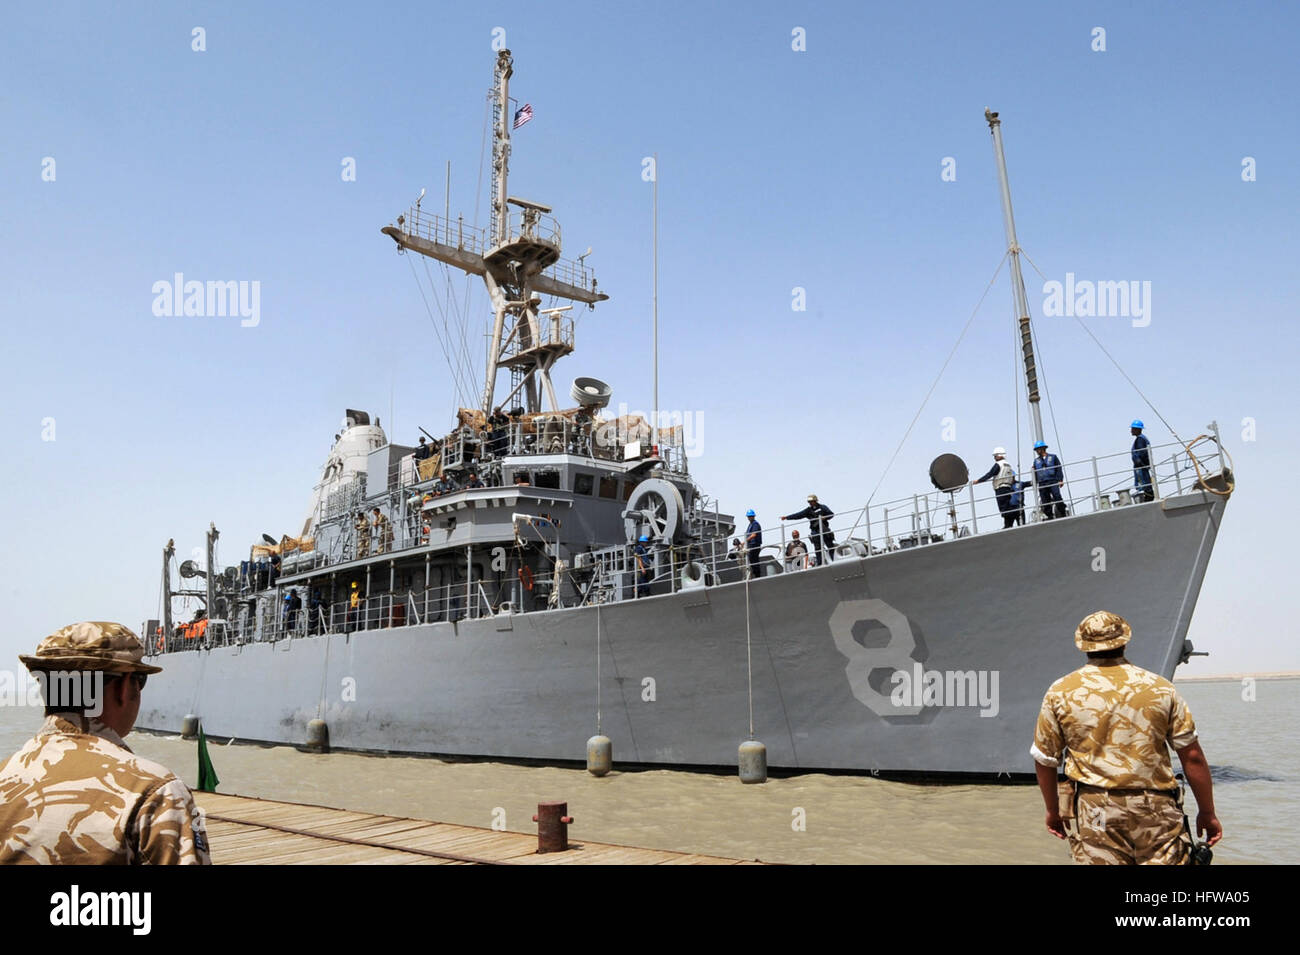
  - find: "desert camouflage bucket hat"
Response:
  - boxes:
[1074,610,1132,652]
[19,621,163,675]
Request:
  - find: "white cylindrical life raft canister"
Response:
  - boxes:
[680,561,707,590]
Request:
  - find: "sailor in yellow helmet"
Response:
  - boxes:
[0,622,211,865]
[347,580,362,632]
[1031,611,1222,865]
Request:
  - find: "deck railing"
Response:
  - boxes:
[749,431,1227,568]
[498,209,561,252]
[396,206,488,256]
[592,430,1231,599]
[151,430,1229,654]
[154,575,524,652]
[393,205,596,293]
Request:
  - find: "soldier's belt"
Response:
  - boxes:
[1075,782,1178,798]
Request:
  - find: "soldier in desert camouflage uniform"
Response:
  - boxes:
[0,621,211,865]
[1031,611,1223,865]
[371,507,393,555]
[354,510,370,558]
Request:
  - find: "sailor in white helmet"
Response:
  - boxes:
[970,446,1021,529]
[781,494,836,566]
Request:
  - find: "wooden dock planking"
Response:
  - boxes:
[194,792,760,865]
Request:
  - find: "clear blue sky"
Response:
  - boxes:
[2,1,1296,673]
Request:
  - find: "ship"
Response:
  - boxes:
[136,52,1234,776]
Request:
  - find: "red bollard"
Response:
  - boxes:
[532,801,574,853]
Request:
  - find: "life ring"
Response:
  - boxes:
[518,565,535,591]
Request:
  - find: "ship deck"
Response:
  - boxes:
[194,792,763,865]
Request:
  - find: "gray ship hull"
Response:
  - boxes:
[138,491,1225,774]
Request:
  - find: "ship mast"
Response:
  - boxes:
[985,109,1045,447]
[383,49,608,415]
[490,50,511,248]
[161,538,174,646]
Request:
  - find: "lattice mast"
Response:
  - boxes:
[382,49,608,415]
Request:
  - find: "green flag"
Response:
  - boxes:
[197,726,220,793]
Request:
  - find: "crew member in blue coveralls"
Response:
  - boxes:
[633,535,651,598]
[1131,420,1153,502]
[283,590,302,633]
[308,588,324,634]
[488,406,509,456]
[1032,441,1068,520]
[781,494,835,566]
[744,509,762,579]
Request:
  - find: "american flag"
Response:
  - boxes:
[512,103,533,129]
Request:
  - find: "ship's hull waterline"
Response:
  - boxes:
[138,492,1225,775]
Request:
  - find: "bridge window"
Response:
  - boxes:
[599,475,618,499]
[574,472,594,495]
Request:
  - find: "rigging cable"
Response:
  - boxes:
[465,89,493,410]
[1018,248,1232,496]
[1008,249,1068,466]
[420,254,474,404]
[406,254,473,406]
[595,602,602,736]
[440,261,468,400]
[1018,248,1186,448]
[406,253,456,381]
[1029,310,1067,469]
[745,575,754,739]
[865,252,1009,506]
[443,260,481,408]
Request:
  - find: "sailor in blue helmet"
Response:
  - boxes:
[744,509,762,579]
[1130,420,1153,502]
[632,534,652,598]
[1032,440,1068,520]
[282,588,302,633]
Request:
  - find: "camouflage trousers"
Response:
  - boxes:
[1061,784,1192,865]
[356,535,370,558]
